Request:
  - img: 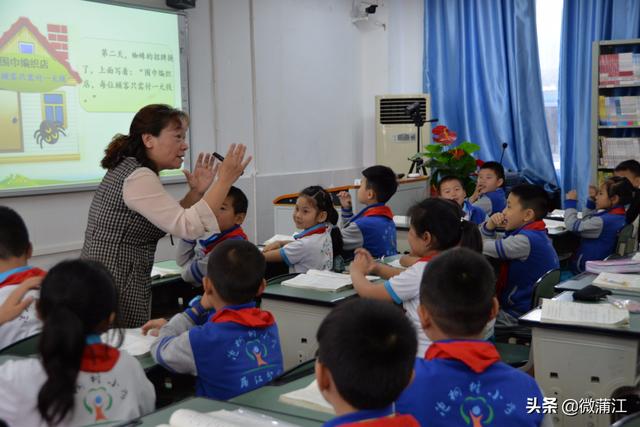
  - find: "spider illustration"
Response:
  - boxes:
[33,120,66,149]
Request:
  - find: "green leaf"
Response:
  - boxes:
[424,144,443,154]
[457,141,480,154]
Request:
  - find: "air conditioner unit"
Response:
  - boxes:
[375,94,431,176]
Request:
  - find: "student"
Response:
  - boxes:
[469,161,506,216]
[481,184,559,326]
[565,176,640,273]
[338,165,398,258]
[145,240,283,400]
[614,159,640,188]
[0,206,46,349]
[349,198,482,355]
[395,248,549,427]
[177,186,249,285]
[438,175,487,224]
[263,186,343,273]
[0,259,155,427]
[316,299,419,427]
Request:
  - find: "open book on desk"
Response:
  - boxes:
[592,272,640,293]
[263,234,295,246]
[549,209,583,219]
[282,270,378,292]
[279,379,335,415]
[540,298,630,328]
[151,265,181,279]
[543,219,565,230]
[157,408,298,427]
[101,328,156,357]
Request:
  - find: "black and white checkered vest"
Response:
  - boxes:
[81,157,166,327]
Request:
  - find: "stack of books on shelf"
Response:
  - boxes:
[599,95,640,126]
[599,137,640,168]
[599,53,640,86]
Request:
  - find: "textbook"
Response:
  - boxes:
[279,379,335,414]
[156,408,298,427]
[151,265,181,279]
[263,234,296,246]
[543,219,565,230]
[549,209,583,219]
[585,259,640,274]
[281,270,378,292]
[540,298,629,328]
[592,272,640,293]
[101,328,156,357]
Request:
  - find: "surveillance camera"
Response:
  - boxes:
[365,4,377,14]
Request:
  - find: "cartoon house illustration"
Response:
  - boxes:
[0,17,81,154]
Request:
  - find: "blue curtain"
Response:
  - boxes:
[423,0,558,187]
[559,0,640,205]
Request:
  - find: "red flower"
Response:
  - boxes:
[432,125,457,146]
[476,159,485,167]
[451,148,465,160]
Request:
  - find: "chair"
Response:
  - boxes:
[611,386,640,425]
[612,412,640,427]
[0,333,40,357]
[531,268,561,307]
[494,342,531,369]
[616,223,635,256]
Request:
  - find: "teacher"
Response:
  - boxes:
[81,104,250,327]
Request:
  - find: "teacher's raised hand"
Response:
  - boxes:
[202,144,252,214]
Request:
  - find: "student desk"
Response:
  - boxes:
[135,396,323,426]
[151,260,201,319]
[230,372,333,424]
[519,291,640,427]
[554,272,597,292]
[261,277,358,369]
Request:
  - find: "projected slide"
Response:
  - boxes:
[0,0,183,193]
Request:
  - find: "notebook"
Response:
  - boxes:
[156,408,298,427]
[540,298,630,328]
[101,328,156,357]
[279,379,335,414]
[281,270,378,292]
[585,259,640,274]
[263,234,296,246]
[550,209,583,219]
[543,219,565,230]
[592,272,640,293]
[151,265,181,279]
[393,215,410,228]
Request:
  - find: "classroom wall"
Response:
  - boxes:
[1,0,424,268]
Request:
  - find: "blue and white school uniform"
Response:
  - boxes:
[0,336,155,427]
[280,223,333,273]
[472,188,506,216]
[463,200,487,225]
[340,203,397,258]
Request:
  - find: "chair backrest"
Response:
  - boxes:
[0,333,40,357]
[531,268,561,307]
[616,223,635,256]
[612,411,640,427]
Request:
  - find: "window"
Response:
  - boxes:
[42,93,66,127]
[536,0,564,170]
[18,42,34,54]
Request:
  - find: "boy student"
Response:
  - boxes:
[438,175,487,224]
[0,206,46,349]
[469,161,506,216]
[145,240,283,400]
[338,165,398,258]
[614,159,640,188]
[177,186,248,285]
[316,298,419,427]
[395,248,549,427]
[481,184,559,326]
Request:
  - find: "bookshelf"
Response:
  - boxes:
[591,39,640,185]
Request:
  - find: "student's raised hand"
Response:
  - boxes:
[217,144,252,183]
[0,277,41,325]
[488,212,506,230]
[351,248,376,275]
[470,183,484,202]
[184,152,218,195]
[589,185,598,200]
[141,318,168,336]
[337,191,352,210]
[566,190,578,201]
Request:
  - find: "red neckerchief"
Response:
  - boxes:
[210,307,276,328]
[0,267,46,290]
[608,206,626,216]
[417,253,439,263]
[295,225,328,239]
[342,415,420,427]
[496,220,547,295]
[80,344,120,372]
[202,226,248,255]
[425,341,500,374]
[362,205,394,220]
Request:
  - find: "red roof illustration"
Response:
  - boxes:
[0,16,82,83]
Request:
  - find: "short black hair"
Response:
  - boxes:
[436,175,464,193]
[206,240,265,304]
[227,186,248,215]
[362,165,398,203]
[479,161,505,184]
[420,247,495,336]
[615,160,640,178]
[316,299,417,410]
[508,184,549,220]
[0,206,30,260]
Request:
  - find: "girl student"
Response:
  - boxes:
[565,176,640,273]
[264,186,343,273]
[349,198,484,356]
[0,259,154,427]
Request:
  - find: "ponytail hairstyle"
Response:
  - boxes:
[408,198,482,252]
[37,259,120,425]
[299,186,344,256]
[603,176,640,224]
[101,104,189,173]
